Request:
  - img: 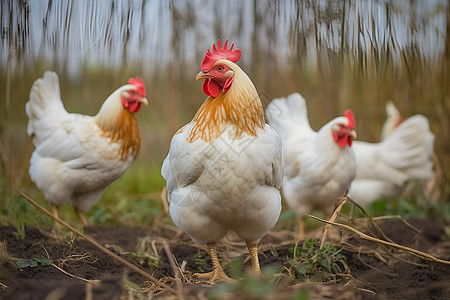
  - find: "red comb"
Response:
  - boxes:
[128,76,146,97]
[201,39,242,70]
[344,109,355,129]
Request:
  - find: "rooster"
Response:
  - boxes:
[161,40,283,283]
[266,93,356,239]
[26,71,148,227]
[348,101,435,206]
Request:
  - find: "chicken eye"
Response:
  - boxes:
[217,66,224,72]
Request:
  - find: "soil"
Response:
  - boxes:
[0,218,449,299]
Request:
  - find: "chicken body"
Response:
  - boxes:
[349,102,434,206]
[266,93,356,238]
[162,40,283,283]
[26,71,148,226]
[163,124,282,245]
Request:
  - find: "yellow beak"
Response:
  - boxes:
[196,70,210,80]
[350,130,357,139]
[139,97,149,106]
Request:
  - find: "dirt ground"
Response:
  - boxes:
[0,217,449,300]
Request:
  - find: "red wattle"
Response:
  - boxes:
[205,79,220,98]
[202,80,210,96]
[129,101,141,113]
[337,136,348,148]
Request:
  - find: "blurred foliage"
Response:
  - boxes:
[208,258,283,300]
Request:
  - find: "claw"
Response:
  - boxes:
[195,243,234,284]
[193,269,234,284]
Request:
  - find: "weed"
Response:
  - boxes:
[283,239,348,282]
[194,249,208,273]
[15,257,52,268]
[128,236,162,269]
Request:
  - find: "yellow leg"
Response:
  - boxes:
[246,240,261,273]
[50,204,59,220]
[74,208,88,228]
[50,204,61,230]
[297,217,305,241]
[193,243,232,284]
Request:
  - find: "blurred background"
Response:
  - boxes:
[1,0,449,226]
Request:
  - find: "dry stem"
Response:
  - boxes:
[18,191,177,295]
[308,214,450,265]
[162,241,186,300]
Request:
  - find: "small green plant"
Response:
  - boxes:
[7,196,34,240]
[15,257,52,268]
[128,236,162,269]
[283,239,348,282]
[194,249,209,272]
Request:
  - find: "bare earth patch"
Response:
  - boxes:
[0,218,449,299]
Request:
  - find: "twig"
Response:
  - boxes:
[18,191,177,295]
[41,244,100,285]
[370,215,421,234]
[307,214,450,265]
[356,251,398,277]
[51,263,101,285]
[320,193,349,249]
[162,241,185,300]
[86,282,93,300]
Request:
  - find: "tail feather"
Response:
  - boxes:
[26,71,68,146]
[266,92,313,139]
[381,101,403,140]
[380,114,434,180]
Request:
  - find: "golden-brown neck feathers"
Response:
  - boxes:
[188,61,265,142]
[95,88,140,160]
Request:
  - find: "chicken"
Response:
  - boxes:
[266,93,357,239]
[348,101,435,206]
[161,40,283,283]
[26,71,148,227]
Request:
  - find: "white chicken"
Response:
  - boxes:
[349,101,435,206]
[26,71,148,227]
[266,93,357,239]
[161,40,283,283]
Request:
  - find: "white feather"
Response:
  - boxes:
[26,71,137,212]
[162,123,283,244]
[349,114,435,205]
[266,93,356,219]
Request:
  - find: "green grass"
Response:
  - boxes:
[283,239,348,282]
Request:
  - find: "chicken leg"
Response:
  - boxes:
[50,204,62,230]
[246,240,261,272]
[297,217,305,241]
[74,208,88,228]
[193,243,232,284]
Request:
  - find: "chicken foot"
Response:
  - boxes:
[193,243,232,284]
